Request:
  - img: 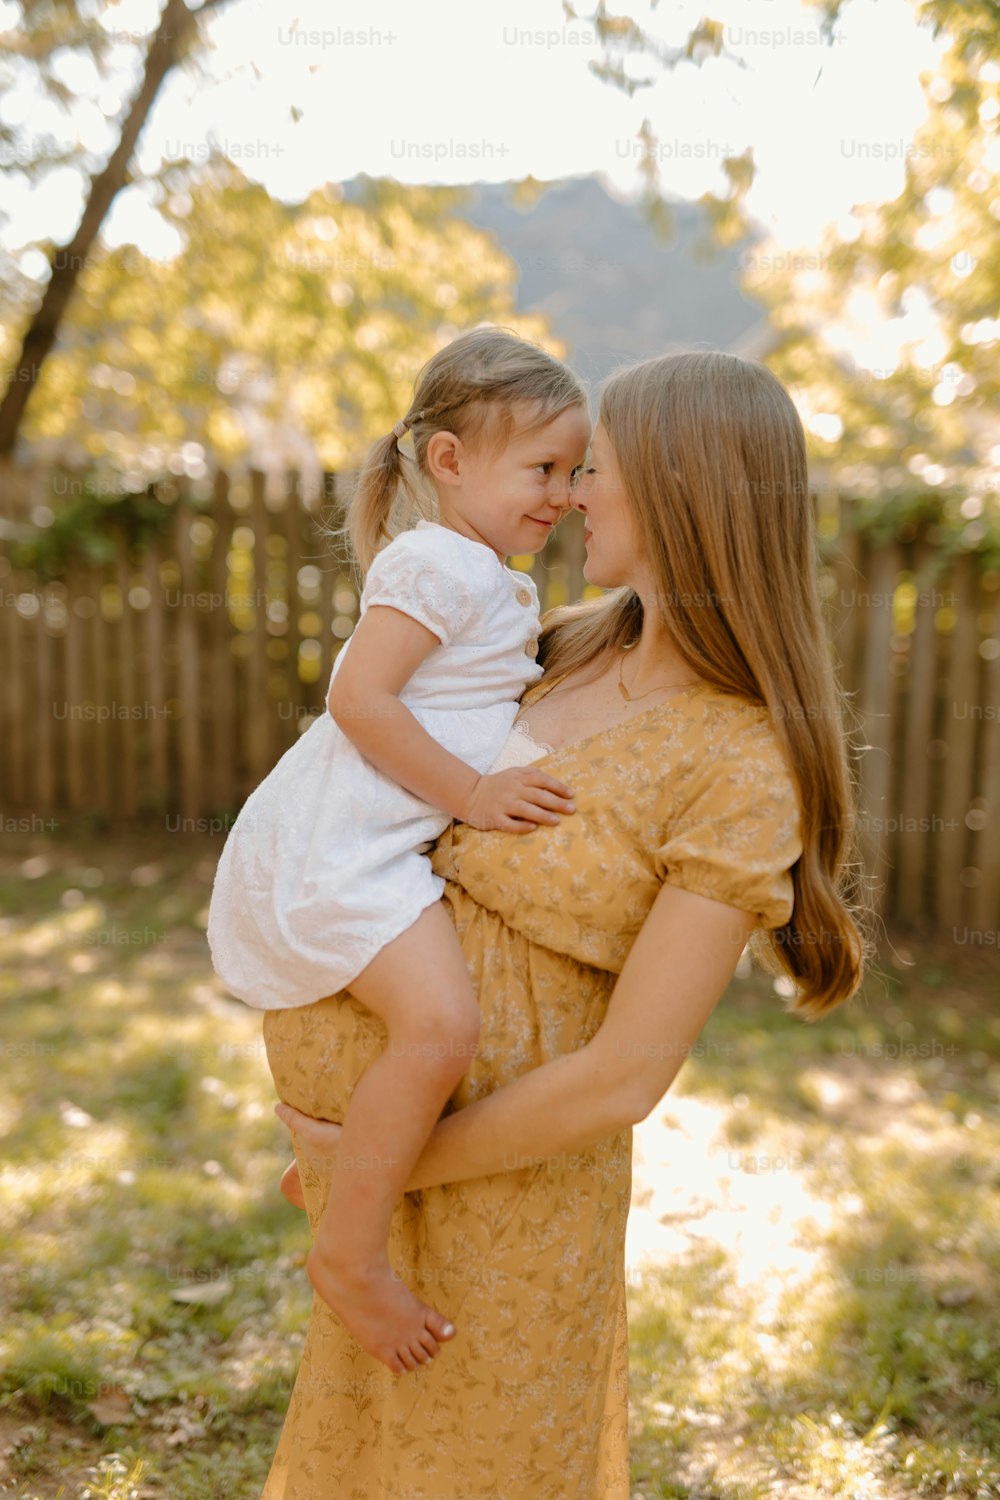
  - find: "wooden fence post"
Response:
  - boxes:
[938,555,981,931]
[246,470,270,793]
[35,587,56,814]
[92,562,113,819]
[116,545,139,818]
[174,501,201,823]
[896,542,939,927]
[2,577,27,807]
[856,540,898,914]
[209,470,236,815]
[971,583,1000,936]
[63,564,85,812]
[144,533,169,811]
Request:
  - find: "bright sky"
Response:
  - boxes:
[1,0,947,266]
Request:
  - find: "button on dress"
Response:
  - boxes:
[207,521,543,1009]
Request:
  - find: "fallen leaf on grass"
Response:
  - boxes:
[88,1385,134,1425]
[170,1279,233,1305]
[937,1285,976,1307]
[165,1417,208,1445]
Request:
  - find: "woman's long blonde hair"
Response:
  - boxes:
[539,350,867,1019]
[342,327,587,572]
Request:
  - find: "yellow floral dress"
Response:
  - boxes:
[261,680,802,1500]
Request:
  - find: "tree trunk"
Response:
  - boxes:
[0,0,227,457]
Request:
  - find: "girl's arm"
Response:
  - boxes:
[329,605,571,827]
[403,882,757,1189]
[329,605,481,822]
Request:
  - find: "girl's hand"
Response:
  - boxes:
[459,768,576,833]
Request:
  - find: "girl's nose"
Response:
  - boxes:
[550,475,574,509]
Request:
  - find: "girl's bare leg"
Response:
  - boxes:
[304,901,480,1375]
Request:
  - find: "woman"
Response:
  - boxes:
[261,350,865,1499]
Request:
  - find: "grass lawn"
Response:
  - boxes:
[1,827,997,1500]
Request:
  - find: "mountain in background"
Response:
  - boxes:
[458,175,775,389]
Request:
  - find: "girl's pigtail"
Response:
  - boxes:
[344,420,419,574]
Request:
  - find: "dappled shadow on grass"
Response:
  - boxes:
[1,830,312,1498]
[781,1127,1000,1485]
[684,939,1000,1126]
[2,828,998,1499]
[626,943,1000,1499]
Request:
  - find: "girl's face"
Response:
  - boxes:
[570,421,644,589]
[431,403,592,558]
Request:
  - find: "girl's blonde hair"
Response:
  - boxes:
[539,350,868,1019]
[344,326,588,572]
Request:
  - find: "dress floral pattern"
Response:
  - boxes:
[261,680,802,1500]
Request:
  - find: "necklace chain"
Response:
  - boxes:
[617,643,701,703]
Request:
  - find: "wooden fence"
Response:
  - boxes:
[1,463,998,937]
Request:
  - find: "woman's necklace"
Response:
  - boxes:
[617,642,702,703]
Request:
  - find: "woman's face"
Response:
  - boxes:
[571,421,644,590]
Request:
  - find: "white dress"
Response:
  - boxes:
[207,520,549,1010]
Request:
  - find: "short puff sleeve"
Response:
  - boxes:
[652,722,802,929]
[359,530,479,647]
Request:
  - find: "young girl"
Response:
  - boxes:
[207,327,591,1375]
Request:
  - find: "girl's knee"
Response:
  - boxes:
[390,996,480,1073]
[413,981,479,1038]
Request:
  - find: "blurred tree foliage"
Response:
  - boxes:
[2,0,127,384]
[2,0,732,460]
[0,0,232,453]
[745,0,1000,563]
[0,3,558,485]
[567,0,758,242]
[14,161,556,478]
[1,0,132,248]
[584,0,1000,560]
[5,0,996,568]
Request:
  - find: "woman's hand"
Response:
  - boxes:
[276,1101,343,1148]
[275,1103,344,1211]
[458,767,576,833]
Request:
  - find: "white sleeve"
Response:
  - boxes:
[359,531,479,647]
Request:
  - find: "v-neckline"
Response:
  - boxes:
[514,678,710,763]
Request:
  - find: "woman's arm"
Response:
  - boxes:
[404,883,757,1189]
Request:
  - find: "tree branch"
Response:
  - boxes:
[0,0,229,456]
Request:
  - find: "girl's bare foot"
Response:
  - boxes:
[307,1245,456,1374]
[275,1102,458,1374]
[279,1159,306,1210]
